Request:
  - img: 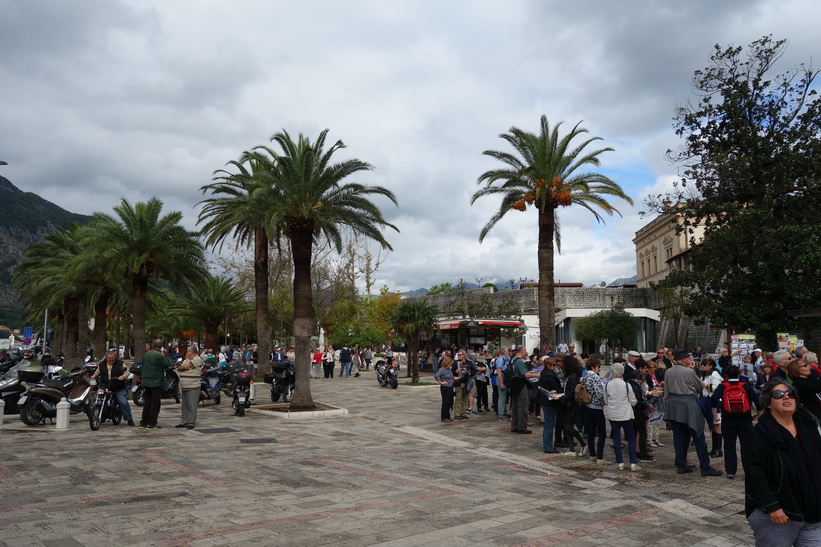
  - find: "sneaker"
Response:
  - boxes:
[577,446,588,457]
[562,450,577,457]
[654,441,665,447]
[727,474,735,479]
[146,425,163,431]
[647,440,658,448]
[596,458,611,465]
[515,429,533,434]
[638,455,655,463]
[631,464,641,472]
[618,463,624,470]
[702,468,723,477]
[543,449,559,454]
[138,424,147,429]
[709,450,723,458]
[127,420,135,426]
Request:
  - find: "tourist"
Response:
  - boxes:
[603,363,639,471]
[710,365,760,479]
[582,358,608,464]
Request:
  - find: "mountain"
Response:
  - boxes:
[0,176,93,326]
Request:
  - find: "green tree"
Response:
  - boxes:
[390,300,438,382]
[660,36,821,348]
[575,305,637,363]
[472,115,633,351]
[176,276,250,351]
[257,129,398,409]
[199,155,275,375]
[427,282,454,295]
[94,198,206,362]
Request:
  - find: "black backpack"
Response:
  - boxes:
[502,358,515,386]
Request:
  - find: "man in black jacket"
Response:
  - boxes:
[710,365,760,479]
[95,349,134,426]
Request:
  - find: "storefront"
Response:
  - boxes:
[430,318,524,352]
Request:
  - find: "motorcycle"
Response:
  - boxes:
[131,361,181,406]
[199,364,222,404]
[231,367,253,417]
[18,364,97,426]
[88,384,123,430]
[374,359,399,389]
[0,359,40,414]
[264,361,294,403]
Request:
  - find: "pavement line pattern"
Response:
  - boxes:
[0,464,14,478]
[516,507,667,546]
[136,450,234,488]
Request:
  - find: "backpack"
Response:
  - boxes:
[502,357,515,387]
[721,382,751,414]
[574,380,593,405]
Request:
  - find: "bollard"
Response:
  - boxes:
[56,398,70,430]
[0,399,4,425]
[249,381,255,402]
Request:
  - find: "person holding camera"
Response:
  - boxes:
[451,350,475,420]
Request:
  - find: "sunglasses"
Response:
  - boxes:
[771,389,796,400]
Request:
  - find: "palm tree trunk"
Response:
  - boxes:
[254,227,272,376]
[289,224,315,409]
[92,291,109,360]
[410,335,420,383]
[64,297,80,365]
[538,209,557,351]
[132,275,149,363]
[205,322,218,352]
[77,297,89,357]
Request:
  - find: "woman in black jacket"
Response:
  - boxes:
[743,379,821,545]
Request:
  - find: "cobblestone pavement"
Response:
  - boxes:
[0,370,755,546]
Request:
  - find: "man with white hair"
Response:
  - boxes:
[771,349,792,379]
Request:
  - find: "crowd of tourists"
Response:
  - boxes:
[432,342,821,545]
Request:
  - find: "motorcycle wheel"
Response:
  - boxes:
[377,375,387,387]
[20,398,45,426]
[214,391,221,405]
[389,375,398,389]
[112,407,122,425]
[237,402,245,417]
[271,388,280,402]
[284,385,293,403]
[89,405,103,431]
[133,387,146,407]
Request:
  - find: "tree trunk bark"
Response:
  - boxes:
[254,227,272,376]
[205,322,218,352]
[77,298,88,357]
[132,275,148,363]
[64,297,80,366]
[410,335,420,383]
[289,224,315,409]
[92,292,109,361]
[538,209,557,352]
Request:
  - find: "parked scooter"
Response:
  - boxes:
[18,363,97,425]
[0,359,38,414]
[231,367,253,417]
[200,364,222,404]
[374,359,399,389]
[131,361,181,406]
[264,361,295,402]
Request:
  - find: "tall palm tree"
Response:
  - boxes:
[472,116,633,350]
[258,128,398,409]
[93,198,206,362]
[199,157,273,375]
[390,301,438,383]
[176,275,250,351]
[14,223,86,362]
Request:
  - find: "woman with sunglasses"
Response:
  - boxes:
[744,379,821,545]
[786,359,821,420]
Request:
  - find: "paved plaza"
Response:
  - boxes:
[0,370,755,546]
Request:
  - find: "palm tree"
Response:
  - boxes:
[15,224,85,361]
[93,198,206,362]
[177,276,250,350]
[258,128,398,409]
[472,116,633,350]
[199,156,273,375]
[390,301,438,383]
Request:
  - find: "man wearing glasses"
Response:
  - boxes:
[664,349,723,477]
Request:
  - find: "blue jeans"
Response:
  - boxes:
[611,419,637,464]
[340,362,351,377]
[670,420,711,471]
[541,405,557,451]
[497,386,508,418]
[113,388,133,421]
[748,509,821,546]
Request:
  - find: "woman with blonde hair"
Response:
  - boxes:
[787,358,821,420]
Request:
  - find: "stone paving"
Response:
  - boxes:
[0,370,755,546]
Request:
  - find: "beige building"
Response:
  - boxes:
[633,210,706,288]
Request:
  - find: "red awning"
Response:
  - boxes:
[436,319,523,330]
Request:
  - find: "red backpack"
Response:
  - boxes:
[721,382,751,414]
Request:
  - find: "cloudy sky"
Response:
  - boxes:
[1,0,818,292]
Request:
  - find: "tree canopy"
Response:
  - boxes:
[656,36,821,347]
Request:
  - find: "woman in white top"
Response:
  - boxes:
[603,362,639,471]
[700,358,724,458]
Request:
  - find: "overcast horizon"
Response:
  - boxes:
[2,0,818,293]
